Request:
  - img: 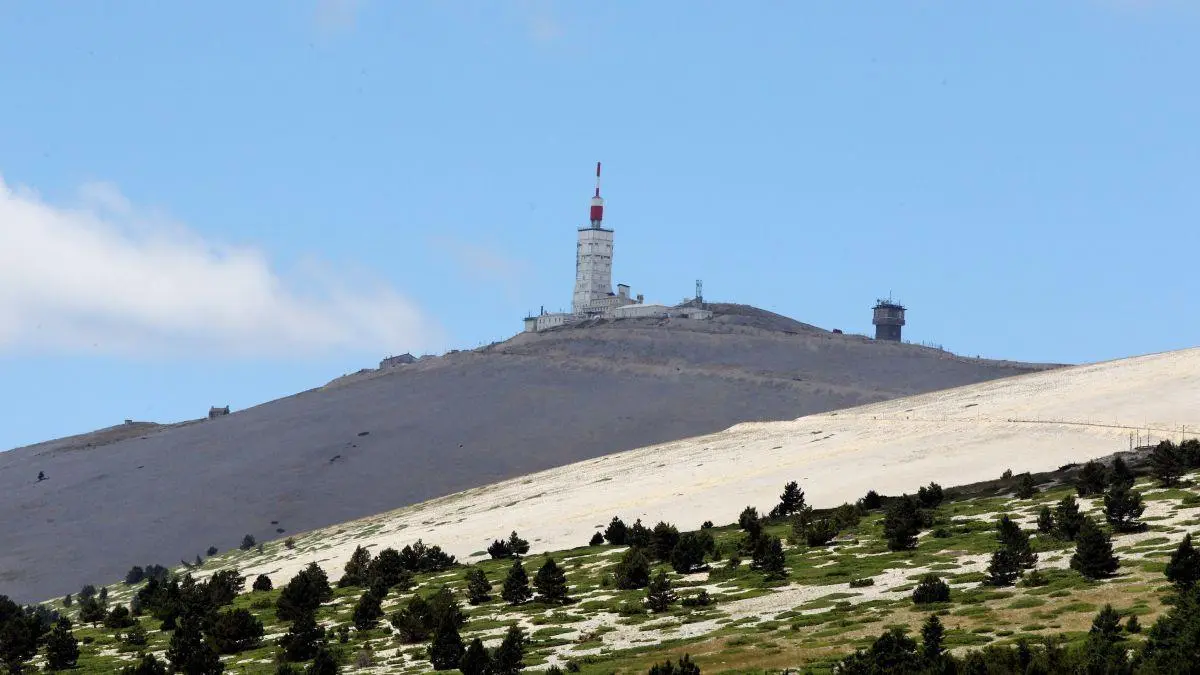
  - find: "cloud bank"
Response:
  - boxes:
[0,177,442,359]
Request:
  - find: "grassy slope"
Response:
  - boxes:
[35,460,1200,674]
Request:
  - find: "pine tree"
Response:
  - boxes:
[1165,533,1200,590]
[1076,460,1109,497]
[920,614,945,663]
[884,495,922,551]
[340,545,373,587]
[603,516,628,545]
[534,558,570,604]
[1103,484,1146,532]
[460,637,491,675]
[506,531,531,556]
[627,519,653,549]
[1110,456,1136,490]
[739,506,763,538]
[465,567,492,605]
[1151,440,1184,486]
[996,514,1038,568]
[1081,604,1128,674]
[1054,495,1085,541]
[352,589,383,630]
[986,548,1021,586]
[760,537,788,580]
[645,571,676,613]
[778,480,806,516]
[167,613,225,674]
[670,532,708,574]
[123,619,148,647]
[428,619,464,671]
[917,482,944,508]
[492,625,526,675]
[501,559,531,605]
[912,575,950,604]
[307,646,338,675]
[389,596,432,643]
[44,617,80,671]
[209,608,264,654]
[252,574,273,592]
[651,522,681,561]
[613,547,651,590]
[279,610,325,662]
[589,532,604,546]
[1070,517,1119,579]
[1015,473,1039,499]
[1037,505,1055,534]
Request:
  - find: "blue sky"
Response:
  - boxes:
[1,0,1197,450]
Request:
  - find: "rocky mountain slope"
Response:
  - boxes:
[0,304,1056,602]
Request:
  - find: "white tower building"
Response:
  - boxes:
[572,162,619,315]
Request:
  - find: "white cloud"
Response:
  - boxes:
[0,176,443,359]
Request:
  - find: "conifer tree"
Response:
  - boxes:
[986,548,1021,587]
[1165,533,1200,590]
[760,537,788,580]
[1015,473,1039,499]
[1151,440,1184,486]
[428,619,464,671]
[614,547,651,590]
[651,522,681,561]
[996,514,1038,568]
[884,495,922,551]
[1110,456,1136,490]
[603,516,628,545]
[166,613,224,674]
[627,519,653,549]
[120,654,168,675]
[492,625,527,675]
[534,558,570,604]
[670,532,709,574]
[920,614,945,664]
[1070,517,1119,579]
[917,482,944,508]
[460,638,491,675]
[738,506,763,538]
[1103,484,1145,532]
[44,617,80,671]
[252,574,273,592]
[501,559,531,605]
[339,545,372,587]
[123,620,148,647]
[589,532,604,546]
[645,571,676,613]
[1054,495,1085,541]
[1037,505,1055,534]
[465,567,492,605]
[1076,460,1109,497]
[506,531,531,556]
[352,589,383,630]
[307,646,339,675]
[777,480,806,516]
[279,610,325,662]
[1081,604,1128,674]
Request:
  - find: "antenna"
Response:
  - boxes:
[696,279,703,304]
[589,161,605,228]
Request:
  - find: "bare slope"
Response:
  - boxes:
[234,345,1200,592]
[0,306,1053,602]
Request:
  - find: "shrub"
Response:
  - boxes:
[912,575,950,604]
[120,653,167,675]
[884,495,922,551]
[1126,615,1141,634]
[284,537,295,549]
[589,532,604,546]
[240,534,256,550]
[252,574,273,592]
[1002,469,1014,480]
[123,620,148,647]
[1022,569,1048,587]
[681,589,713,607]
[831,503,862,529]
[849,577,875,588]
[104,605,136,630]
[206,546,219,556]
[648,654,701,675]
[701,520,714,529]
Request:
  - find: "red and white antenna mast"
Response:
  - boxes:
[589,161,604,228]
